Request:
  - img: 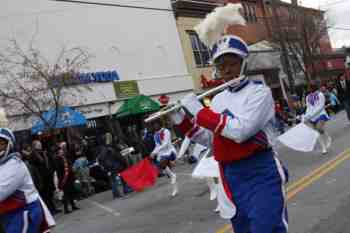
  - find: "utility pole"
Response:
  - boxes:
[270,0,296,94]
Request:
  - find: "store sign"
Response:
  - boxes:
[51,70,119,87]
[158,94,170,105]
[79,107,104,116]
[87,120,97,128]
[76,70,119,83]
[114,80,140,98]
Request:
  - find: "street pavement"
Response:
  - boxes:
[53,111,350,233]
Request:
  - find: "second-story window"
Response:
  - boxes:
[188,31,211,67]
[288,7,297,22]
[243,3,257,23]
[242,3,249,21]
[250,5,258,22]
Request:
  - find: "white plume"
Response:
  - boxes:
[194,3,246,48]
[0,108,8,128]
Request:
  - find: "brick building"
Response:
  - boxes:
[172,0,336,96]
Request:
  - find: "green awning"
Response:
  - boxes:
[115,95,160,118]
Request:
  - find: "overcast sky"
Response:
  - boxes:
[282,0,350,49]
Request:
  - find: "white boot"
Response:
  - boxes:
[207,178,218,201]
[170,174,177,185]
[319,135,328,155]
[214,202,220,213]
[324,133,332,149]
[164,167,178,196]
[171,183,178,197]
[164,167,176,184]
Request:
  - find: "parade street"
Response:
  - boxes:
[52,111,350,233]
[2,1,350,233]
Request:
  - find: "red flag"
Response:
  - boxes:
[120,157,159,192]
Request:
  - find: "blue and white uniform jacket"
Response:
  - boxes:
[196,80,275,163]
[0,154,39,214]
[304,91,329,123]
[151,128,177,159]
[174,80,276,162]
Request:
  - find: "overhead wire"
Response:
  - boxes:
[51,0,174,12]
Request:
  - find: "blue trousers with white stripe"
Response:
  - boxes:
[2,200,43,233]
[222,150,289,233]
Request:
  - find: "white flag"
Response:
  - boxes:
[277,123,320,152]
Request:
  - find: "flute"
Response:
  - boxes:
[144,75,246,123]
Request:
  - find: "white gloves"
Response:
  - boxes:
[150,152,157,160]
[296,114,305,123]
[169,108,186,125]
[180,93,203,117]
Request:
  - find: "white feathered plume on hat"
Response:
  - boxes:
[194,3,246,48]
[0,108,8,128]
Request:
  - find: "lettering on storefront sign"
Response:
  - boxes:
[51,70,119,87]
[79,108,104,115]
[77,71,119,84]
[114,80,140,99]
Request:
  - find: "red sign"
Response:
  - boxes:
[158,95,170,105]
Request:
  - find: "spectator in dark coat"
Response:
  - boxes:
[30,140,59,214]
[336,75,350,123]
[89,162,110,193]
[141,123,156,157]
[97,135,128,199]
[55,142,79,214]
[20,144,43,192]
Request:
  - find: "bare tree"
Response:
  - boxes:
[0,38,92,132]
[287,13,331,84]
[267,3,333,86]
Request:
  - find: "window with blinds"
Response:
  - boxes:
[187,31,212,67]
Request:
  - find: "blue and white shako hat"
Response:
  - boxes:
[0,128,15,149]
[211,35,249,64]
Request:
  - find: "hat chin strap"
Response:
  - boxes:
[239,59,247,77]
[227,59,248,88]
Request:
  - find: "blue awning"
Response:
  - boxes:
[32,106,86,134]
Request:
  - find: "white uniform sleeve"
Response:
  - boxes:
[220,86,275,143]
[0,161,26,201]
[304,92,325,121]
[151,129,172,155]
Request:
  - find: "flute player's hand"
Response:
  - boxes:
[180,93,203,117]
[169,108,186,125]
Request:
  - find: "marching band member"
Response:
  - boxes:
[172,117,220,211]
[0,127,55,233]
[171,3,289,230]
[150,119,178,197]
[179,34,289,233]
[303,83,331,154]
[177,123,212,162]
[146,4,288,232]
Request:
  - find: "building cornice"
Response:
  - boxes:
[172,0,223,18]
